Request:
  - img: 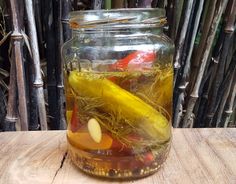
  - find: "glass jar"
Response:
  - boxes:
[62,8,174,179]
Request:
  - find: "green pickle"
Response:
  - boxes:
[66,66,173,178]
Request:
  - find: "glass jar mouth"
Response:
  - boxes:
[67,8,166,31]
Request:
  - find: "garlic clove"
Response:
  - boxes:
[87,118,102,143]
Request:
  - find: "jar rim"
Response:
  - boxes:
[69,8,165,16]
[68,8,166,30]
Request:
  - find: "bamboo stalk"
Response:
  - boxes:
[166,0,175,39]
[20,39,35,131]
[196,55,219,126]
[213,57,236,125]
[224,0,236,33]
[73,0,78,10]
[77,0,91,10]
[175,0,197,82]
[212,0,235,75]
[137,0,152,7]
[43,0,58,129]
[34,0,44,58]
[53,0,66,129]
[112,0,124,8]
[28,57,39,130]
[128,0,137,8]
[232,106,236,127]
[4,56,17,131]
[28,90,39,130]
[179,0,204,81]
[212,38,236,121]
[211,31,224,68]
[173,0,204,127]
[156,0,165,8]
[216,66,235,127]
[173,0,194,85]
[211,0,234,60]
[194,73,212,128]
[24,0,47,130]
[9,0,29,130]
[105,0,111,9]
[182,0,229,127]
[173,0,196,127]
[198,0,210,32]
[173,90,184,127]
[166,0,184,40]
[0,87,6,130]
[151,0,158,7]
[224,36,235,73]
[189,0,217,91]
[61,0,72,42]
[222,63,236,127]
[174,0,184,38]
[204,0,235,127]
[92,0,102,9]
[124,0,128,8]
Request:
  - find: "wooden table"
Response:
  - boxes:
[0,129,235,184]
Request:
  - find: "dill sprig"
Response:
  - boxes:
[71,66,172,154]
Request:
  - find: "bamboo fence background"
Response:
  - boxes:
[0,0,235,131]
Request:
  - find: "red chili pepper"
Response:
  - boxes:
[109,133,144,156]
[70,103,81,132]
[110,50,157,71]
[107,76,118,83]
[143,151,154,165]
[110,138,133,155]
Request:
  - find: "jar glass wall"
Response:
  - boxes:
[62,8,174,179]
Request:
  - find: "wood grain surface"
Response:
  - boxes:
[0,129,235,184]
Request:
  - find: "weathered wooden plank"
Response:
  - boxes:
[0,129,235,184]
